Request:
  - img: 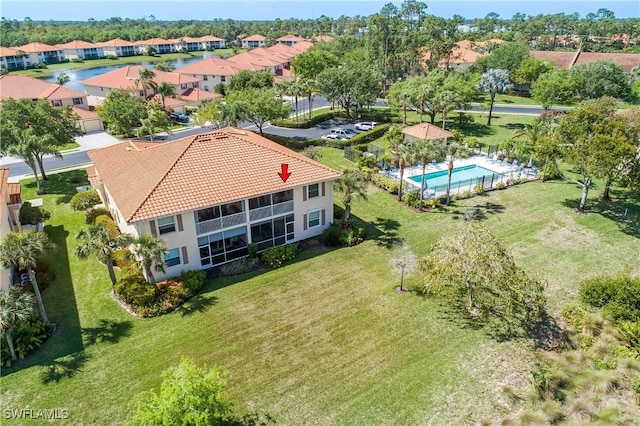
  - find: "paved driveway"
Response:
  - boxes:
[262,118,362,140]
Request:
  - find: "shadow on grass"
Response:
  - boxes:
[22,169,89,204]
[178,294,219,317]
[41,350,89,384]
[560,190,640,238]
[501,123,525,130]
[370,217,402,248]
[81,319,133,345]
[450,201,506,222]
[525,312,573,351]
[454,121,495,138]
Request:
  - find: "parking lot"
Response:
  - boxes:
[260,118,370,140]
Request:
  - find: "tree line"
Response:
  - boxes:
[1,2,638,51]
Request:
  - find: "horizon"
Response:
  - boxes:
[2,0,639,22]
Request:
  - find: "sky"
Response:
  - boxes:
[1,0,638,22]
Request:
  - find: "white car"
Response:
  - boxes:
[322,134,348,140]
[329,128,357,139]
[354,121,378,131]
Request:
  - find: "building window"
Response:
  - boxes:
[221,76,226,82]
[51,100,62,107]
[272,189,293,204]
[308,210,321,228]
[203,75,208,81]
[307,183,319,199]
[164,248,181,267]
[73,97,83,105]
[204,86,209,91]
[198,226,248,266]
[250,214,294,251]
[157,216,176,234]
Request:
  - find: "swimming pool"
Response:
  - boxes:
[408,164,503,192]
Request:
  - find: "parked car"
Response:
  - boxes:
[169,113,189,124]
[354,121,378,131]
[329,128,357,139]
[322,134,348,140]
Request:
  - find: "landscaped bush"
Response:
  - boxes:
[114,274,158,308]
[539,160,563,181]
[247,243,258,259]
[322,220,367,247]
[19,202,50,225]
[452,190,474,200]
[35,260,55,291]
[271,111,342,129]
[70,188,101,211]
[260,133,324,150]
[0,320,50,367]
[85,207,111,224]
[579,276,640,321]
[112,249,134,269]
[474,183,485,195]
[348,123,391,145]
[181,269,206,294]
[261,243,299,268]
[495,181,506,190]
[370,173,402,195]
[404,189,422,208]
[95,215,120,238]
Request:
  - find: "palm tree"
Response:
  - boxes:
[0,287,35,361]
[137,109,172,141]
[56,72,70,86]
[298,78,317,120]
[407,139,446,210]
[400,91,412,125]
[444,142,473,205]
[290,81,303,121]
[156,82,176,110]
[334,169,368,222]
[3,127,42,192]
[386,126,410,202]
[434,90,460,130]
[126,234,168,285]
[136,68,158,99]
[75,223,127,286]
[0,231,53,323]
[477,69,513,126]
[514,120,557,180]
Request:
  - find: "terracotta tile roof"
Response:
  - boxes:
[88,127,342,222]
[175,57,244,76]
[276,35,307,42]
[401,123,454,140]
[0,47,24,57]
[288,41,313,53]
[228,52,280,68]
[96,38,137,47]
[178,88,221,102]
[149,94,186,107]
[8,182,21,200]
[81,65,200,90]
[574,52,640,73]
[55,40,99,49]
[475,38,506,47]
[135,38,173,46]
[198,35,225,42]
[248,47,291,63]
[530,51,577,69]
[0,75,87,101]
[266,43,298,60]
[313,35,334,42]
[71,106,99,119]
[243,34,266,42]
[17,42,60,52]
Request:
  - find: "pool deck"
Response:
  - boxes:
[383,153,538,196]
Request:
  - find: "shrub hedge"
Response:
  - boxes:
[322,220,367,247]
[579,276,640,321]
[261,243,299,268]
[370,173,403,195]
[70,188,101,211]
[0,320,50,367]
[85,207,112,224]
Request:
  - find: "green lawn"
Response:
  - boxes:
[1,163,638,424]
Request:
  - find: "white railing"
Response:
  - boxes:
[196,212,247,235]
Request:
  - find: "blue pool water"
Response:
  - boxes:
[408,164,502,192]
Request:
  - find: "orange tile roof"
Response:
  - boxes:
[149,94,186,107]
[0,75,87,101]
[0,46,24,57]
[96,38,137,47]
[401,123,454,140]
[17,42,60,52]
[530,51,577,69]
[574,51,640,73]
[265,43,298,60]
[288,41,313,53]
[71,106,99,119]
[135,38,173,46]
[243,34,266,42]
[178,88,221,102]
[276,35,307,42]
[313,35,334,42]
[88,127,342,222]
[198,35,225,42]
[81,65,200,90]
[228,51,280,68]
[175,57,244,76]
[248,47,291,63]
[55,40,99,49]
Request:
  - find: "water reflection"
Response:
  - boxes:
[40,53,217,92]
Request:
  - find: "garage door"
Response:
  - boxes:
[80,119,104,133]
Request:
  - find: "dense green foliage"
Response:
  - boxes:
[0,320,49,367]
[114,273,158,308]
[322,220,367,247]
[70,188,101,211]
[261,243,299,268]
[181,269,207,295]
[19,201,50,226]
[85,207,111,224]
[579,276,640,321]
[96,89,147,136]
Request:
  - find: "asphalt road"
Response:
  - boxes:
[2,99,559,178]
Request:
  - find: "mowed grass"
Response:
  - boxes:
[2,164,639,425]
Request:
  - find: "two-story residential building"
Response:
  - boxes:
[0,169,22,290]
[276,35,307,46]
[55,40,104,60]
[241,34,267,49]
[0,47,30,71]
[15,42,64,65]
[87,127,341,282]
[136,38,176,54]
[178,35,226,51]
[81,65,201,110]
[175,58,245,91]
[97,38,140,57]
[0,75,104,133]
